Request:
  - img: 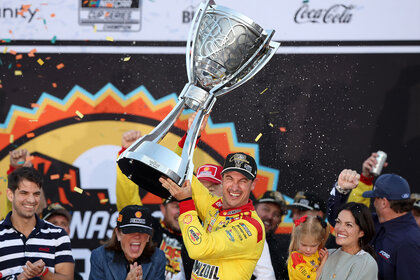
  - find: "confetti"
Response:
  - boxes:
[0,84,2,89]
[74,186,83,194]
[2,39,11,43]
[123,56,131,61]
[9,134,14,143]
[52,82,57,88]
[26,132,35,138]
[120,118,126,122]
[50,13,55,18]
[29,119,38,122]
[14,70,22,76]
[51,35,57,44]
[17,161,25,165]
[93,25,97,32]
[3,47,7,54]
[269,123,274,127]
[31,103,40,108]
[279,127,287,132]
[100,198,109,204]
[259,88,268,95]
[9,50,16,55]
[16,63,21,68]
[15,54,22,60]
[50,174,60,180]
[56,63,64,69]
[27,52,35,57]
[29,48,37,54]
[106,3,113,7]
[255,133,262,142]
[104,12,110,17]
[37,58,44,65]
[63,174,72,180]
[75,110,84,118]
[106,36,114,42]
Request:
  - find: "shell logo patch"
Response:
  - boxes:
[135,211,142,218]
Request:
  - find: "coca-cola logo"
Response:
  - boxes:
[294,3,355,24]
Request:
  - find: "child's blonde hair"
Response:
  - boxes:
[288,215,330,256]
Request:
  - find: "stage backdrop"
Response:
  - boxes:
[1,0,420,279]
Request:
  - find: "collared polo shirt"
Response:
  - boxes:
[0,212,74,279]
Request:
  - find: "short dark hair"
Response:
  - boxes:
[389,198,415,213]
[338,202,376,258]
[8,167,43,192]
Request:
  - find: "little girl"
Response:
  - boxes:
[287,215,330,280]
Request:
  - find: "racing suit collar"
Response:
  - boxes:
[212,199,255,216]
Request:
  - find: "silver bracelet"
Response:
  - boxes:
[335,183,351,195]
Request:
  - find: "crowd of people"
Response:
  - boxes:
[1,120,420,280]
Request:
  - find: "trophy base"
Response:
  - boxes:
[117,142,183,199]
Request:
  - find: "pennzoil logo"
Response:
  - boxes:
[192,260,220,280]
[187,226,202,245]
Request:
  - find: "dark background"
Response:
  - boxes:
[1,52,419,199]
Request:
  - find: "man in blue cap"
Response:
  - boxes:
[327,169,420,280]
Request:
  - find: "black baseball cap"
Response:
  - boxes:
[42,203,71,222]
[117,205,153,235]
[221,152,257,180]
[289,191,327,213]
[257,191,286,210]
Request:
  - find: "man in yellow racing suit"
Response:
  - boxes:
[160,152,265,280]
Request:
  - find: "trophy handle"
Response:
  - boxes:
[210,30,280,97]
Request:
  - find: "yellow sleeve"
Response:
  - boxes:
[116,163,142,212]
[190,176,218,221]
[287,252,317,280]
[178,200,264,261]
[347,175,373,207]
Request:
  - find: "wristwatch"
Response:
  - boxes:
[335,183,351,195]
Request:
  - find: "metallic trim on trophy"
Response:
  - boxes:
[118,0,280,199]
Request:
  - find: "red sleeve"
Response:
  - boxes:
[178,133,201,149]
[360,173,374,185]
[179,199,196,214]
[7,165,16,175]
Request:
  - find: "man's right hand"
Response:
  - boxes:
[122,130,142,149]
[159,177,192,201]
[337,169,360,190]
[362,152,388,177]
[9,149,32,168]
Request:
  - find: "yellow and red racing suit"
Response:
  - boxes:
[179,176,265,280]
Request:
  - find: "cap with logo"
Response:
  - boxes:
[221,152,257,180]
[196,164,222,184]
[117,205,153,235]
[257,191,286,210]
[362,173,410,200]
[289,191,327,214]
[42,203,71,222]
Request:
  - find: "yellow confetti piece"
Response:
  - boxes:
[75,110,84,118]
[29,119,38,122]
[255,133,262,142]
[100,198,109,204]
[3,47,7,54]
[14,70,22,76]
[9,134,14,143]
[269,123,274,127]
[106,36,114,42]
[93,24,97,32]
[74,186,83,194]
[50,174,60,180]
[259,88,268,95]
[123,56,131,61]
[37,58,44,65]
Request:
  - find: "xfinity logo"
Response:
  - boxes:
[0,6,38,23]
[294,3,355,24]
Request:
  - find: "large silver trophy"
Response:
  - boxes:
[118,0,280,199]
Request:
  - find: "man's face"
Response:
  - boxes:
[222,171,255,210]
[291,208,323,221]
[199,179,223,197]
[255,202,283,233]
[47,214,70,235]
[7,179,41,220]
[161,201,180,233]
